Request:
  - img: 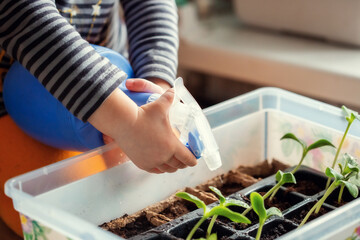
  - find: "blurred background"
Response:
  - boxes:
[177,0,360,112]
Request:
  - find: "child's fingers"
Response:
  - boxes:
[102,134,114,144]
[148,168,163,174]
[174,143,197,167]
[126,78,164,94]
[153,88,175,113]
[166,157,187,169]
[156,163,178,173]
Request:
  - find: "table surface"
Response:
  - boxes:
[178,11,360,108]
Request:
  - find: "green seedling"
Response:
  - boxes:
[281,133,335,174]
[268,133,335,200]
[250,192,282,240]
[299,156,360,227]
[242,170,296,216]
[176,187,250,240]
[326,106,360,189]
[205,187,250,237]
[243,133,334,216]
[337,154,360,204]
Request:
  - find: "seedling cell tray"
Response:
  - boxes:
[5,87,360,240]
[124,166,358,239]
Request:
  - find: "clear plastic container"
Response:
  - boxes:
[5,87,360,240]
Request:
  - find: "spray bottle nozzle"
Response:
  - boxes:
[170,78,222,171]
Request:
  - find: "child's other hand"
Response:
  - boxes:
[102,78,166,143]
[126,78,171,93]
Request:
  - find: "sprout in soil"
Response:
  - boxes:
[326,106,360,189]
[299,155,360,227]
[250,192,282,240]
[242,133,334,216]
[337,154,360,204]
[242,170,296,216]
[176,187,250,240]
[280,133,335,174]
[268,133,334,200]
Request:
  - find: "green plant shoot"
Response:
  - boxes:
[242,170,296,216]
[266,133,335,201]
[281,133,335,174]
[299,156,360,227]
[251,192,282,240]
[326,106,360,189]
[337,154,360,203]
[206,187,250,238]
[176,188,250,240]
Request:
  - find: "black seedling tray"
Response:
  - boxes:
[127,166,360,240]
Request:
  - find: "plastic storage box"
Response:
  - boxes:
[233,0,360,46]
[5,87,360,240]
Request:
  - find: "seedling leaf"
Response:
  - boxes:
[307,139,335,152]
[209,186,225,204]
[339,180,359,198]
[266,207,282,220]
[342,106,360,123]
[282,172,297,184]
[280,133,306,150]
[325,167,343,181]
[343,154,360,175]
[275,170,283,182]
[349,176,360,188]
[338,163,344,175]
[209,206,251,224]
[275,170,296,184]
[176,192,207,211]
[250,192,266,221]
[224,199,250,209]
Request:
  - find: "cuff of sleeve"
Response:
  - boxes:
[139,71,175,87]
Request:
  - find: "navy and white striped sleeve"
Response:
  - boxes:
[0,0,127,121]
[121,0,179,86]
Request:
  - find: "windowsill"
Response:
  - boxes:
[178,11,360,108]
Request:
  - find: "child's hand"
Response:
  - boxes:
[90,88,197,174]
[118,88,197,173]
[102,78,172,171]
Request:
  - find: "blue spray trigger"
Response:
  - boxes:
[119,80,159,106]
[186,129,204,159]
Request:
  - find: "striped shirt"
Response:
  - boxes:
[0,0,178,121]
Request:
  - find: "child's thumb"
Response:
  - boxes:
[156,88,174,111]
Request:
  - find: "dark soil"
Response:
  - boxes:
[100,160,289,239]
[285,180,323,196]
[101,213,154,239]
[263,194,291,212]
[327,199,347,207]
[242,189,302,212]
[285,202,332,225]
[325,187,360,207]
[258,221,297,240]
[170,217,234,239]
